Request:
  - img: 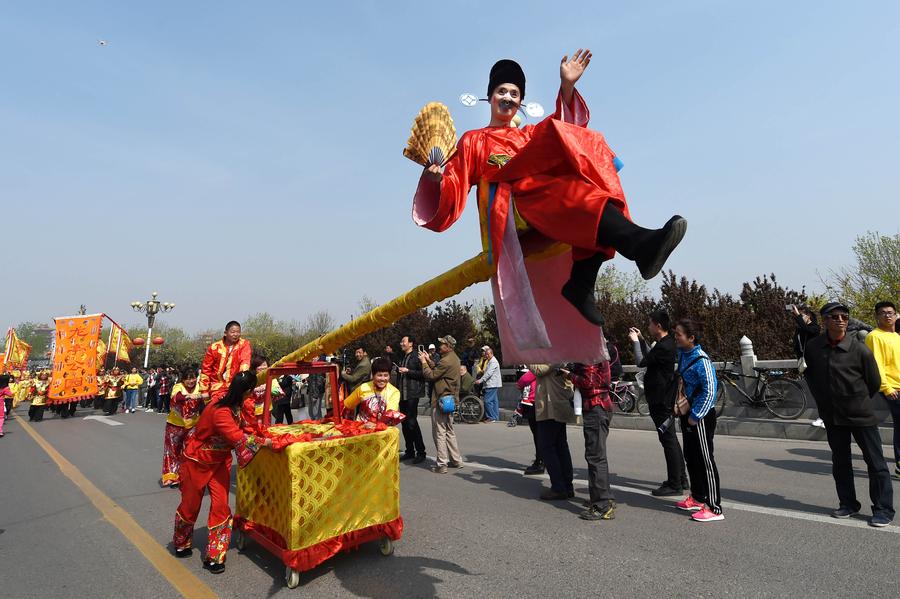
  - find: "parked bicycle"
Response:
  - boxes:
[714,361,807,419]
[609,379,640,413]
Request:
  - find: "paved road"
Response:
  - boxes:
[2,404,898,598]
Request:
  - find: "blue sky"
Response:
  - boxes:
[2,1,898,333]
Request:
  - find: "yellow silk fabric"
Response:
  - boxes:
[236,424,400,551]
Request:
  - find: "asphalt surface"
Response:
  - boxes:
[2,404,899,598]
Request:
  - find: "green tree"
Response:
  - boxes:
[10,321,53,358]
[824,231,900,325]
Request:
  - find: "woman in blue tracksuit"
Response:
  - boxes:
[673,319,724,522]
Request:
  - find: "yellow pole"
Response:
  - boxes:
[269,252,494,371]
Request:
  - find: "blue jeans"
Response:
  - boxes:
[124,389,138,411]
[483,387,500,421]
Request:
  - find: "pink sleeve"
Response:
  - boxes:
[551,88,590,127]
[517,371,536,389]
[412,134,474,232]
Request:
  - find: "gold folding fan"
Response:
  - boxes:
[403,102,457,167]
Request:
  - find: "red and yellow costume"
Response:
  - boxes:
[28,377,49,421]
[343,381,405,426]
[241,378,283,434]
[173,401,263,565]
[103,373,125,414]
[161,382,204,487]
[199,338,252,403]
[412,91,617,364]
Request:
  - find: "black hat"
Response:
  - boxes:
[820,301,850,316]
[488,59,526,99]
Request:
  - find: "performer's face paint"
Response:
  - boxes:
[372,370,390,390]
[489,83,521,125]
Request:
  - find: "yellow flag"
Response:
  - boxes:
[111,326,134,363]
[4,328,32,372]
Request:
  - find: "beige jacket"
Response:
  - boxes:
[530,364,575,423]
[422,351,461,402]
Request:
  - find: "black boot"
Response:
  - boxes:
[596,205,687,280]
[561,252,607,326]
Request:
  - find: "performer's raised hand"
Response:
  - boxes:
[560,48,592,88]
[423,164,443,183]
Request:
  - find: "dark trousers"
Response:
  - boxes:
[401,396,426,456]
[103,398,120,415]
[649,402,688,488]
[824,423,894,519]
[582,405,613,504]
[147,387,159,410]
[29,405,45,421]
[59,402,76,418]
[273,402,293,425]
[681,411,722,514]
[4,397,12,419]
[537,419,574,494]
[93,395,104,410]
[524,405,540,463]
[882,393,900,465]
[160,393,171,413]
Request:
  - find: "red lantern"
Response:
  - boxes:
[152,336,165,346]
[133,338,146,347]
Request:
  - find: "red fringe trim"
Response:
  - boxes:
[234,516,403,572]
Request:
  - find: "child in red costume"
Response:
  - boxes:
[172,371,272,573]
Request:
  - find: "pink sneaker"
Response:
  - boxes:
[675,496,705,511]
[691,507,724,522]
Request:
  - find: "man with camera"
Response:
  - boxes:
[420,336,463,474]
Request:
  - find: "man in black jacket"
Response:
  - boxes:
[396,335,427,463]
[629,310,688,496]
[804,302,894,528]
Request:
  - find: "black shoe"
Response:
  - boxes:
[413,454,426,464]
[567,490,575,499]
[830,506,860,519]
[539,490,569,501]
[635,216,687,280]
[579,501,616,521]
[203,560,225,574]
[399,452,415,461]
[524,461,545,476]
[651,483,682,497]
[174,548,193,558]
[561,280,605,326]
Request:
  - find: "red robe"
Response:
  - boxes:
[199,338,252,402]
[411,90,619,364]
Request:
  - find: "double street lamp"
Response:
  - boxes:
[131,292,175,368]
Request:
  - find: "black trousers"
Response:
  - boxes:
[273,402,293,425]
[824,423,894,518]
[524,405,540,463]
[537,419,574,494]
[93,395,104,410]
[103,398,120,415]
[400,396,426,456]
[680,411,722,513]
[582,405,613,504]
[29,405,45,421]
[160,393,171,413]
[4,397,12,419]
[649,402,688,488]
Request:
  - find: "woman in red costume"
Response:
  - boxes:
[415,50,686,329]
[172,371,272,573]
[161,366,205,488]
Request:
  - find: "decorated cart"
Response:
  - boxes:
[233,361,402,589]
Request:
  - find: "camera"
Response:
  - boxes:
[784,304,795,312]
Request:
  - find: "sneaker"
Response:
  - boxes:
[579,501,616,521]
[691,507,724,522]
[507,415,519,427]
[869,514,892,528]
[893,462,900,480]
[399,452,415,461]
[523,461,545,476]
[447,461,464,469]
[811,418,825,428]
[675,496,705,512]
[651,483,682,497]
[830,506,860,519]
[430,465,448,474]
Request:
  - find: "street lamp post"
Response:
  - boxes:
[131,292,175,368]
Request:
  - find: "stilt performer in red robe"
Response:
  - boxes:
[413,50,686,363]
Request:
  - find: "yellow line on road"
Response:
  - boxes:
[16,415,219,599]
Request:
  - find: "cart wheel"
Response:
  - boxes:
[378,537,395,556]
[233,529,246,551]
[285,566,301,589]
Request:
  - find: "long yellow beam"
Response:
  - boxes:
[270,252,494,370]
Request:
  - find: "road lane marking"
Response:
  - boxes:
[15,415,219,599]
[455,457,899,534]
[83,415,125,426]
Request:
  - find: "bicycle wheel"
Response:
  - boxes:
[763,378,807,419]
[714,378,727,416]
[458,395,484,424]
[618,388,636,413]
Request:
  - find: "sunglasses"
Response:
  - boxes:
[827,313,849,321]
